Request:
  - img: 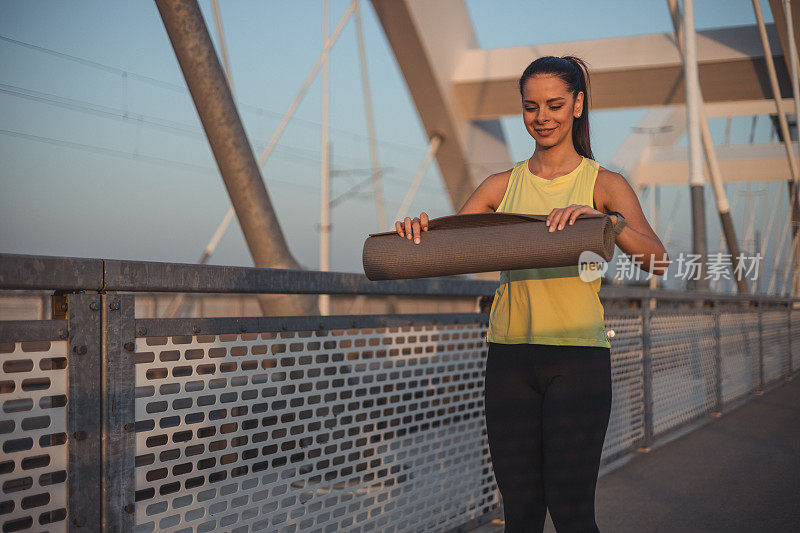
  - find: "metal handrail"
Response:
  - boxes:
[1,252,798,304]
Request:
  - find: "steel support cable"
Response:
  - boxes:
[770,204,792,293]
[780,0,800,295]
[354,0,387,232]
[0,82,357,166]
[752,0,800,296]
[669,0,748,292]
[0,33,424,155]
[255,1,357,169]
[394,134,443,223]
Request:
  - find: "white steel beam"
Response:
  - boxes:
[453,24,792,118]
[612,98,799,191]
[369,0,512,212]
[769,0,800,78]
[635,142,800,185]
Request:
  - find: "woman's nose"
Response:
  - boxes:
[536,109,548,123]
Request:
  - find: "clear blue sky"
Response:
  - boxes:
[0,1,788,291]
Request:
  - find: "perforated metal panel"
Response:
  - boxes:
[603,312,644,458]
[719,312,760,404]
[0,340,68,532]
[1,297,797,533]
[649,312,717,436]
[132,321,498,532]
[792,310,800,372]
[761,310,788,384]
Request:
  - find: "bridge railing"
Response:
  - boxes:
[1,252,798,532]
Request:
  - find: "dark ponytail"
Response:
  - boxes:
[518,55,593,160]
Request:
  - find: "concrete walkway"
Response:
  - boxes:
[592,375,800,533]
[473,374,800,532]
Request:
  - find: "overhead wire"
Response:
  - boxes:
[0,82,442,194]
[0,34,424,156]
[0,126,430,205]
[0,32,494,209]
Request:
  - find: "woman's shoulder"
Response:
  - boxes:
[594,164,633,211]
[596,164,629,185]
[487,165,515,181]
[483,167,514,197]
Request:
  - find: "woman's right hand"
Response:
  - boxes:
[395,212,429,244]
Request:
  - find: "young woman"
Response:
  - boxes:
[396,56,668,531]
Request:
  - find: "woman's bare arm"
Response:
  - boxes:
[456,169,512,215]
[597,168,669,275]
[397,169,512,243]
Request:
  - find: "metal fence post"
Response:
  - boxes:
[102,292,136,530]
[758,300,765,392]
[66,292,136,531]
[713,303,723,414]
[640,298,654,450]
[793,307,798,374]
[786,303,793,380]
[67,293,103,530]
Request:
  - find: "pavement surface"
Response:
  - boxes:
[593,375,800,533]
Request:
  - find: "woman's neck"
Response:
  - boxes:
[530,142,583,179]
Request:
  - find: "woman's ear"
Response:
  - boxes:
[573,91,584,118]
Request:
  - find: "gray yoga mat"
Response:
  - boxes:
[362,212,616,281]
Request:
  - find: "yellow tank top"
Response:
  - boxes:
[484,156,611,348]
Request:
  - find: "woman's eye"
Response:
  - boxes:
[551,106,563,110]
[524,108,536,112]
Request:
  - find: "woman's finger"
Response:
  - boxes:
[568,205,590,226]
[546,208,560,229]
[548,208,565,232]
[554,207,571,231]
[404,217,413,239]
[421,212,429,231]
[556,204,582,230]
[412,217,421,244]
[395,220,405,237]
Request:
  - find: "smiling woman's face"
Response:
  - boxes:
[521,74,583,148]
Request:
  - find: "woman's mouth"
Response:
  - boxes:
[535,126,557,137]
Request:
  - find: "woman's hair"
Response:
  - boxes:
[518,55,593,160]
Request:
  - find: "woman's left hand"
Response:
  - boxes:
[546,204,606,232]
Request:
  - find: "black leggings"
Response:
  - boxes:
[484,342,612,532]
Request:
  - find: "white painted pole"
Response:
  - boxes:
[770,207,791,293]
[394,134,442,222]
[711,182,741,292]
[781,230,799,293]
[670,0,748,292]
[649,184,659,289]
[677,0,703,189]
[319,0,331,316]
[683,0,710,289]
[354,0,388,232]
[211,0,234,93]
[760,182,781,257]
[781,0,800,295]
[662,187,683,254]
[256,0,356,169]
[752,0,800,184]
[782,0,800,156]
[743,183,757,258]
[759,183,784,293]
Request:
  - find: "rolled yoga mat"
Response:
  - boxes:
[362,211,616,281]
